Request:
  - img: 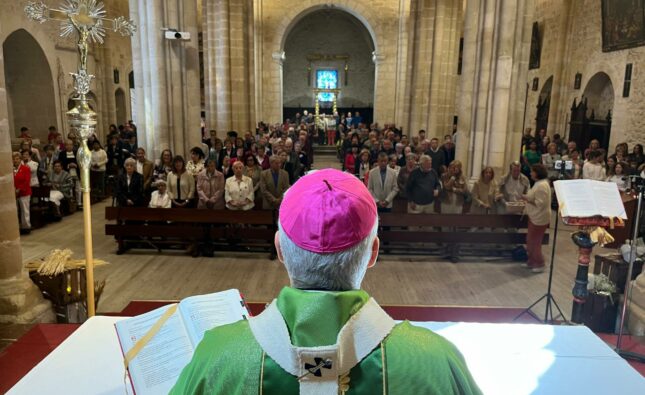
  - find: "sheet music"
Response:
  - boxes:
[554,180,627,219]
[591,181,627,219]
[554,180,599,217]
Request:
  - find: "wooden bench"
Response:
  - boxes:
[378,213,549,257]
[105,207,277,258]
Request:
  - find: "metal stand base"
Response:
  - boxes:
[514,209,569,324]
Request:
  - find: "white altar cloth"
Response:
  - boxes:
[8,316,645,394]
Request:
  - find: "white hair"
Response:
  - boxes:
[278,221,378,291]
[124,158,136,167]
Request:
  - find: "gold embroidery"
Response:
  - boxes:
[381,342,387,395]
[339,373,351,394]
[259,352,266,395]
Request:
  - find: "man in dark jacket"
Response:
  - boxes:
[425,138,446,175]
[405,155,441,214]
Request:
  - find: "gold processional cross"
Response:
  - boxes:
[25,0,136,317]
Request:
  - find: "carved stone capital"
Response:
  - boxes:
[272,51,286,65]
[372,51,385,65]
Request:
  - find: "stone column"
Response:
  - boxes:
[202,0,255,134]
[0,38,53,323]
[129,0,202,160]
[404,0,461,137]
[456,0,533,179]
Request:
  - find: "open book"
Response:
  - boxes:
[115,289,249,395]
[554,179,627,219]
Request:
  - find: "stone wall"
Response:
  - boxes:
[282,9,375,109]
[525,0,645,149]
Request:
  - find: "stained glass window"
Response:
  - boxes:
[317,69,337,102]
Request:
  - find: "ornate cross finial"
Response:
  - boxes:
[24,0,136,319]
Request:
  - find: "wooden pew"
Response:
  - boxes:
[378,213,549,257]
[105,207,277,258]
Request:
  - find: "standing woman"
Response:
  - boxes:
[244,154,262,204]
[441,160,469,262]
[153,149,174,183]
[186,147,206,177]
[197,160,225,209]
[225,161,254,210]
[521,164,551,273]
[471,166,497,214]
[167,156,195,208]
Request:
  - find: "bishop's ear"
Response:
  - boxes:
[274,231,285,263]
[367,237,380,268]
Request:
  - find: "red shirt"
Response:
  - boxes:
[14,164,32,197]
[344,153,357,174]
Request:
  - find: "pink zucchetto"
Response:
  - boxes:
[279,169,378,254]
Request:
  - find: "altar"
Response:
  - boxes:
[7,316,645,394]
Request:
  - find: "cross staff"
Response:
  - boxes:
[25,0,136,318]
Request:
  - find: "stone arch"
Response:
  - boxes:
[272,2,381,122]
[278,4,379,54]
[582,72,614,120]
[115,88,127,125]
[2,29,57,142]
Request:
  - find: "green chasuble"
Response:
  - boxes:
[171,288,482,395]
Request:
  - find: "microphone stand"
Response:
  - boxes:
[615,176,645,363]
[514,161,569,324]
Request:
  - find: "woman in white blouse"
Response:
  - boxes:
[149,180,172,208]
[225,161,254,210]
[186,147,206,177]
[606,162,629,192]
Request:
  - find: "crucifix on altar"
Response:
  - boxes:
[25,0,136,317]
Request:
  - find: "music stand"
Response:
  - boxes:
[514,211,568,324]
[514,162,569,324]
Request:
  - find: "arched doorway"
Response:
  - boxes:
[282,8,376,124]
[115,88,127,125]
[569,72,614,150]
[2,29,57,141]
[535,76,553,134]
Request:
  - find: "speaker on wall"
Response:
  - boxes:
[623,63,632,98]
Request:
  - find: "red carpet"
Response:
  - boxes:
[2,301,644,393]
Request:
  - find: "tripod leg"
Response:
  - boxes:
[514,294,548,322]
[550,296,568,323]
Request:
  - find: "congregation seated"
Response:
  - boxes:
[149,180,172,209]
[44,160,72,216]
[115,158,145,207]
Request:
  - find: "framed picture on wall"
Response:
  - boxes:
[602,0,645,52]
